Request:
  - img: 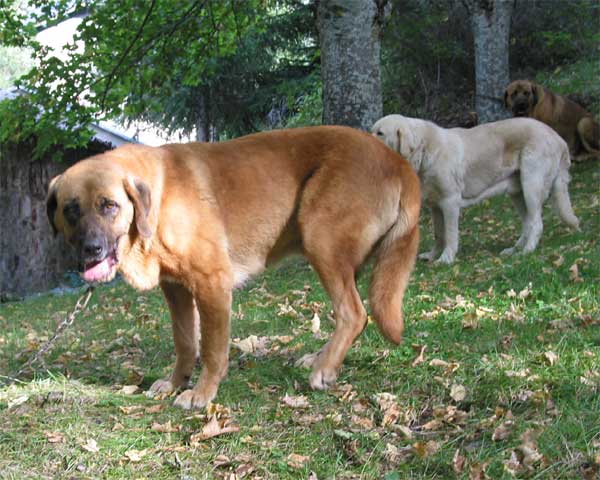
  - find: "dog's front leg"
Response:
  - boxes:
[435,198,460,264]
[148,281,200,397]
[173,271,232,410]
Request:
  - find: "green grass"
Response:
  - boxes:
[1,160,599,479]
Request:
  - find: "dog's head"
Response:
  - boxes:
[371,115,422,162]
[504,80,540,117]
[47,157,152,283]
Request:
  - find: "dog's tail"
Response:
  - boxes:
[369,169,421,344]
[551,148,580,231]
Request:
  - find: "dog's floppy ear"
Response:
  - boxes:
[124,177,152,239]
[46,175,61,236]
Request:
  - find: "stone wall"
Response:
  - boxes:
[0,142,110,298]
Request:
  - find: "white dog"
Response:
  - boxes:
[372,114,580,263]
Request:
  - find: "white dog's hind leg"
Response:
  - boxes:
[435,199,460,264]
[419,206,444,261]
[512,180,546,254]
[501,192,527,256]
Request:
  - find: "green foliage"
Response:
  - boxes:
[0,0,318,155]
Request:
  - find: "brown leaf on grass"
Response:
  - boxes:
[542,351,559,366]
[212,454,231,468]
[144,403,166,414]
[469,461,490,480]
[461,312,480,329]
[383,443,413,466]
[151,420,181,433]
[235,463,255,477]
[232,335,270,355]
[123,449,148,462]
[119,385,140,395]
[331,383,357,402]
[569,263,583,283]
[492,420,514,441]
[350,415,373,430]
[429,358,460,375]
[411,344,427,366]
[412,440,440,458]
[189,416,240,444]
[287,453,310,469]
[293,412,324,426]
[450,383,467,402]
[119,405,144,415]
[280,394,310,409]
[44,431,65,443]
[373,393,401,427]
[452,449,466,474]
[311,313,321,334]
[80,438,100,453]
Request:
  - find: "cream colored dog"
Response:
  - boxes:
[372,115,579,263]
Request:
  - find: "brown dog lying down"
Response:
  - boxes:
[505,80,600,160]
[46,126,421,409]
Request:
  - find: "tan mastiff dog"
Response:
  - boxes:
[504,80,600,159]
[47,126,421,409]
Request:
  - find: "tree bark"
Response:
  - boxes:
[471,0,513,123]
[317,0,387,130]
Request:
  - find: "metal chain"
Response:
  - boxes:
[1,286,95,387]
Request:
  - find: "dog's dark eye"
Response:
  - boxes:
[63,201,80,226]
[100,198,119,215]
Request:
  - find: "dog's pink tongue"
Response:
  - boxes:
[83,259,111,283]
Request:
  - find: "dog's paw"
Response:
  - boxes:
[418,251,437,262]
[146,378,180,398]
[295,352,320,369]
[434,251,455,264]
[309,367,338,390]
[173,387,216,410]
[500,247,516,256]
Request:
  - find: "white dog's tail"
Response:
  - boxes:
[551,150,580,230]
[368,171,421,344]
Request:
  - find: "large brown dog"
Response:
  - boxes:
[504,80,600,159]
[47,126,421,409]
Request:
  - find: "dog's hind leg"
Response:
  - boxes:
[501,192,527,255]
[419,206,444,261]
[435,197,461,263]
[148,281,200,397]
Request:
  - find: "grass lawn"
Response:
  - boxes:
[0,160,598,479]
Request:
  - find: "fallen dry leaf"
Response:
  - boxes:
[569,263,583,283]
[450,383,467,402]
[80,438,100,453]
[411,344,427,366]
[374,392,401,427]
[453,449,466,474]
[311,313,321,334]
[542,351,559,366]
[151,420,181,433]
[287,453,310,469]
[119,385,140,395]
[350,414,373,430]
[45,431,65,443]
[280,394,310,409]
[189,416,240,444]
[492,420,514,441]
[412,440,440,459]
[123,449,148,462]
[469,461,490,480]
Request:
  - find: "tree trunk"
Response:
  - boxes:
[317,0,387,130]
[195,90,210,142]
[471,0,513,124]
